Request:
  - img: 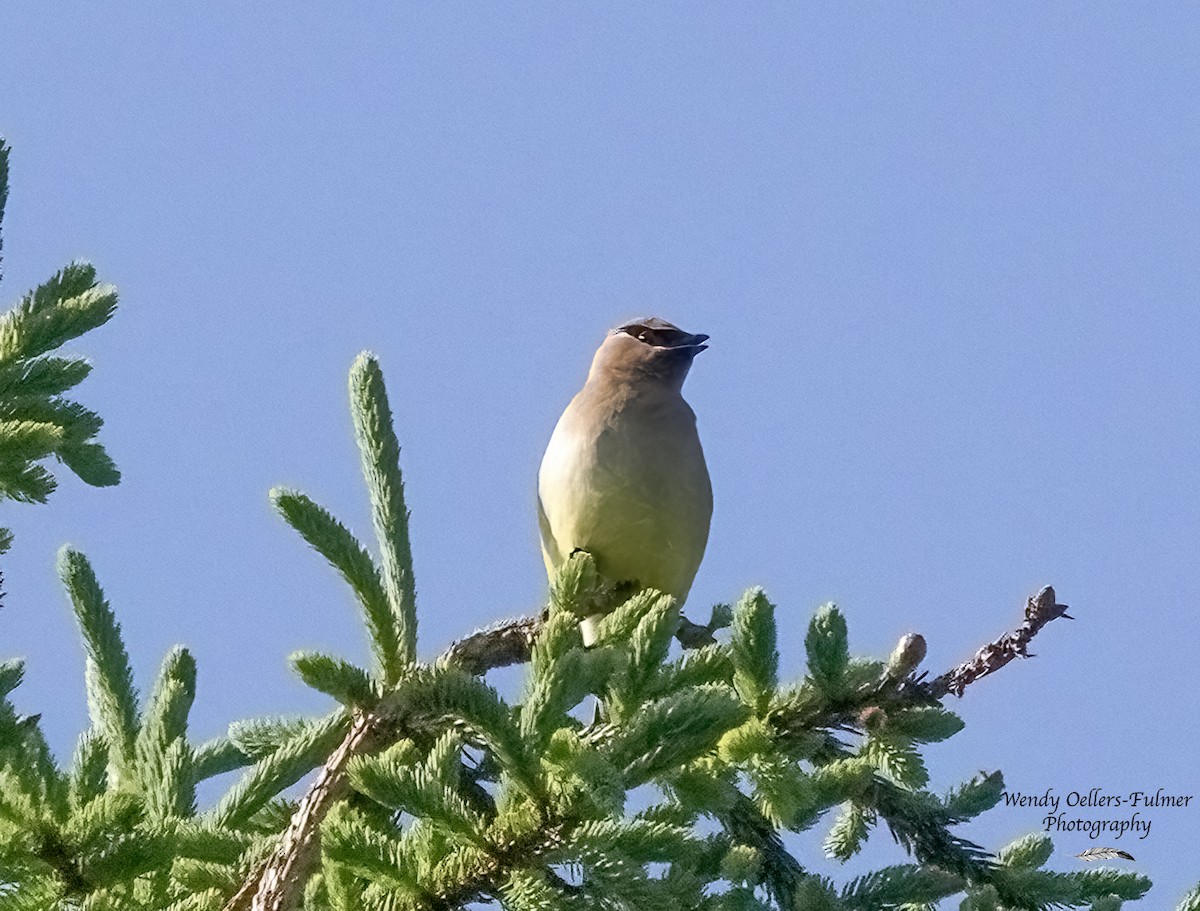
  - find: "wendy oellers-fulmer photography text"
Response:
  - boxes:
[1005,788,1195,841]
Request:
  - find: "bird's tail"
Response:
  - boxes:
[580,613,605,647]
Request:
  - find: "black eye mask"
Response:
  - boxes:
[613,318,707,351]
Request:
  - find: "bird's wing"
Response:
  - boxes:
[536,492,561,575]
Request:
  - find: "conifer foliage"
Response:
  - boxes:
[0,139,120,559]
[0,141,1190,910]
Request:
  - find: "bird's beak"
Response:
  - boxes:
[678,332,709,353]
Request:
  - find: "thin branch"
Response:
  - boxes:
[444,612,717,670]
[921,585,1073,699]
[441,615,541,675]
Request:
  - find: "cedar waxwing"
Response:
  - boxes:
[538,317,713,643]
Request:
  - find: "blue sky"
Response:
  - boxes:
[2,2,1198,902]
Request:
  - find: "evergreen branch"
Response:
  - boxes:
[319,805,421,896]
[0,263,117,366]
[824,801,874,862]
[56,440,119,488]
[592,587,664,644]
[169,821,267,866]
[769,587,1073,756]
[139,643,200,820]
[840,864,963,909]
[500,867,583,911]
[651,643,735,698]
[868,778,994,881]
[141,738,194,824]
[59,548,139,782]
[135,648,197,794]
[172,857,252,900]
[15,261,100,317]
[863,734,930,788]
[415,830,568,910]
[806,603,850,695]
[210,712,350,829]
[192,737,253,783]
[987,865,1150,910]
[0,708,64,820]
[349,352,417,677]
[611,685,748,787]
[997,832,1054,870]
[604,592,677,717]
[1176,885,1200,911]
[228,717,317,760]
[224,614,583,911]
[883,705,965,744]
[81,826,181,891]
[224,586,1075,911]
[409,663,542,800]
[348,740,490,847]
[0,423,63,501]
[0,657,23,698]
[163,888,227,911]
[731,588,779,714]
[0,396,103,441]
[941,770,1005,824]
[67,790,143,857]
[0,463,53,512]
[761,755,873,833]
[67,731,109,811]
[706,886,775,911]
[720,791,813,909]
[563,817,702,864]
[222,704,397,911]
[0,418,62,460]
[244,798,302,835]
[289,652,380,708]
[0,356,92,400]
[0,143,120,553]
[521,643,620,749]
[269,489,399,681]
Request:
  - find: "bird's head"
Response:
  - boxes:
[588,317,709,392]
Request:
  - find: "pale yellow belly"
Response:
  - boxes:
[538,414,711,603]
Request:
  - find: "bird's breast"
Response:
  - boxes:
[538,390,712,600]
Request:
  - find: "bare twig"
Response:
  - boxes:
[441,615,541,674]
[922,585,1073,699]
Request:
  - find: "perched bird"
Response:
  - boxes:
[538,317,713,644]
